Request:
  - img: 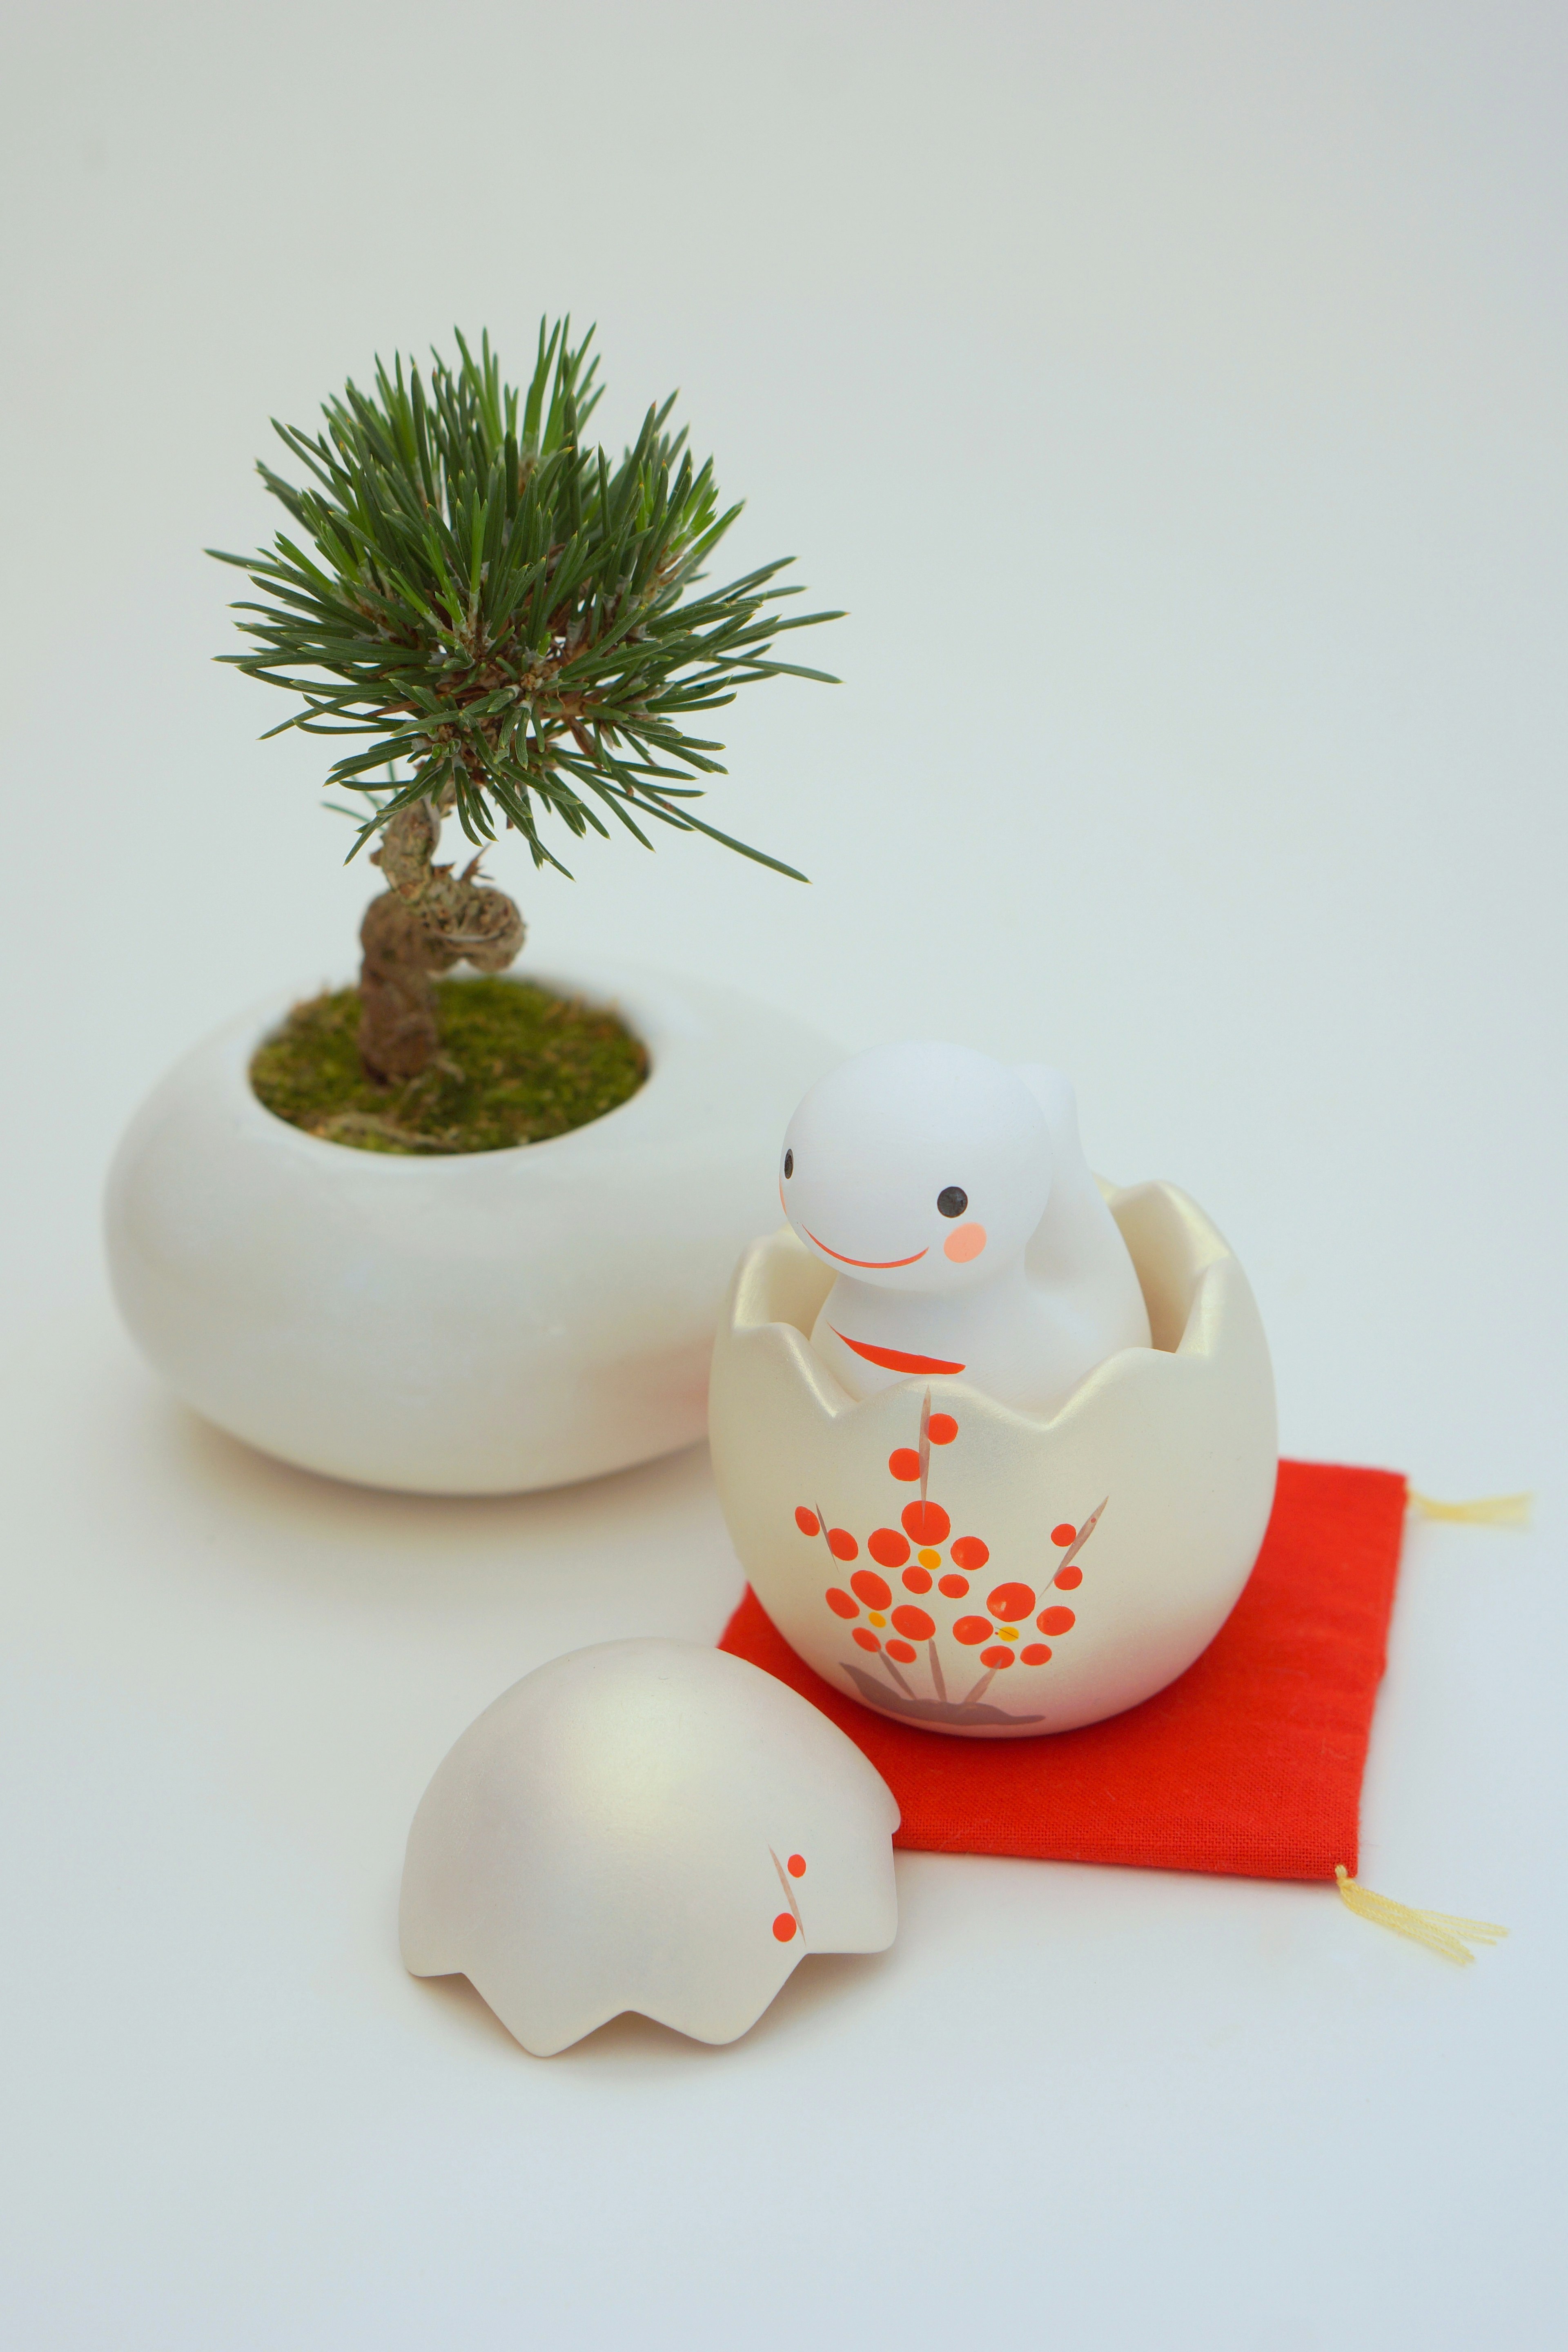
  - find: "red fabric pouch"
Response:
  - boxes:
[719,1458,1407,1882]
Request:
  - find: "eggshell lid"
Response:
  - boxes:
[399,1639,900,2054]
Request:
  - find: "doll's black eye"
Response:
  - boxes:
[938,1186,967,1218]
[784,1149,794,1178]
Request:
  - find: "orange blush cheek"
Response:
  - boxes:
[943,1223,987,1263]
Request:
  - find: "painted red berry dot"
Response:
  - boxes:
[827,1527,858,1561]
[852,1627,881,1652]
[902,1565,933,1594]
[987,1581,1036,1621]
[952,1615,993,1646]
[938,1573,969,1598]
[795,1507,820,1537]
[1051,1523,1078,1547]
[902,1500,951,1544]
[1021,1643,1052,1664]
[869,1526,911,1568]
[927,1413,958,1445]
[773,1913,797,1941]
[1054,1565,1083,1590]
[825,1588,858,1619]
[1037,1605,1076,1635]
[787,1854,806,1878]
[850,1568,892,1610]
[891,1604,935,1641]
[949,1535,990,1571]
[980,1645,1015,1669]
[886,1639,917,1663]
[889,1448,922,1482]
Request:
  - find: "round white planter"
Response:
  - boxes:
[105,961,837,1494]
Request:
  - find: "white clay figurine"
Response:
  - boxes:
[779,1042,1151,1416]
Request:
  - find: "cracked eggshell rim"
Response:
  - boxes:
[104,960,838,1494]
[399,1640,900,2054]
[708,1182,1279,1737]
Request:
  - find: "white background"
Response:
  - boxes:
[2,4,1564,2345]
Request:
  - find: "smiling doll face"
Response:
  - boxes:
[780,1043,1052,1292]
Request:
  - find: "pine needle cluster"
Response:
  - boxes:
[210,321,840,879]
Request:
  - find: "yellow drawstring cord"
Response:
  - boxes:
[1335,1866,1508,1964]
[1408,1489,1532,1526]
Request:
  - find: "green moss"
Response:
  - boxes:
[250,977,648,1154]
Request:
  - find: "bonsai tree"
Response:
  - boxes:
[212,321,838,1084]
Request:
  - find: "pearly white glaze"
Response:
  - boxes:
[105,961,837,1494]
[780,1043,1150,1414]
[709,1180,1278,1738]
[399,1640,900,2054]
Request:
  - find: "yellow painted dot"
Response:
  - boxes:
[918,1548,942,1570]
[998,1626,1018,1641]
[869,1611,886,1628]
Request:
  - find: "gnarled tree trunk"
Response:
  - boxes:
[358,799,525,1081]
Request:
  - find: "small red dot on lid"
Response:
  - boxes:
[1054,1565,1083,1590]
[787,1854,806,1878]
[825,1588,858,1619]
[795,1507,820,1537]
[980,1646,1015,1669]
[1037,1605,1076,1634]
[889,1448,922,1482]
[952,1616,993,1646]
[927,1413,958,1444]
[886,1639,917,1662]
[851,1626,881,1651]
[938,1573,969,1598]
[850,1568,892,1609]
[868,1526,911,1568]
[1021,1643,1051,1664]
[949,1536,990,1571]
[987,1581,1037,1621]
[1051,1523,1078,1547]
[902,1566,932,1593]
[827,1527,858,1561]
[773,1913,797,1941]
[902,1500,951,1544]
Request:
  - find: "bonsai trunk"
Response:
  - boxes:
[358,799,526,1081]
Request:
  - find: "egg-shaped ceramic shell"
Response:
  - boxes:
[708,1182,1277,1738]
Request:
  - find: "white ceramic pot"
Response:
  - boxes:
[708,1181,1278,1737]
[106,961,837,1494]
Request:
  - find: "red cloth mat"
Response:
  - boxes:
[719,1459,1408,1882]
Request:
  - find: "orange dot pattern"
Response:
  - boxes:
[800,1421,1100,1702]
[773,1913,797,1941]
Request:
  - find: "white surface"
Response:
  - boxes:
[2,2,1565,2345]
[709,1184,1277,1733]
[399,1640,898,2052]
[105,963,836,1491]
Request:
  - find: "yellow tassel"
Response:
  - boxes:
[1407,1488,1532,1527]
[1335,1866,1508,1964]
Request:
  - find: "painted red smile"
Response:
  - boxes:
[804,1230,929,1270]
